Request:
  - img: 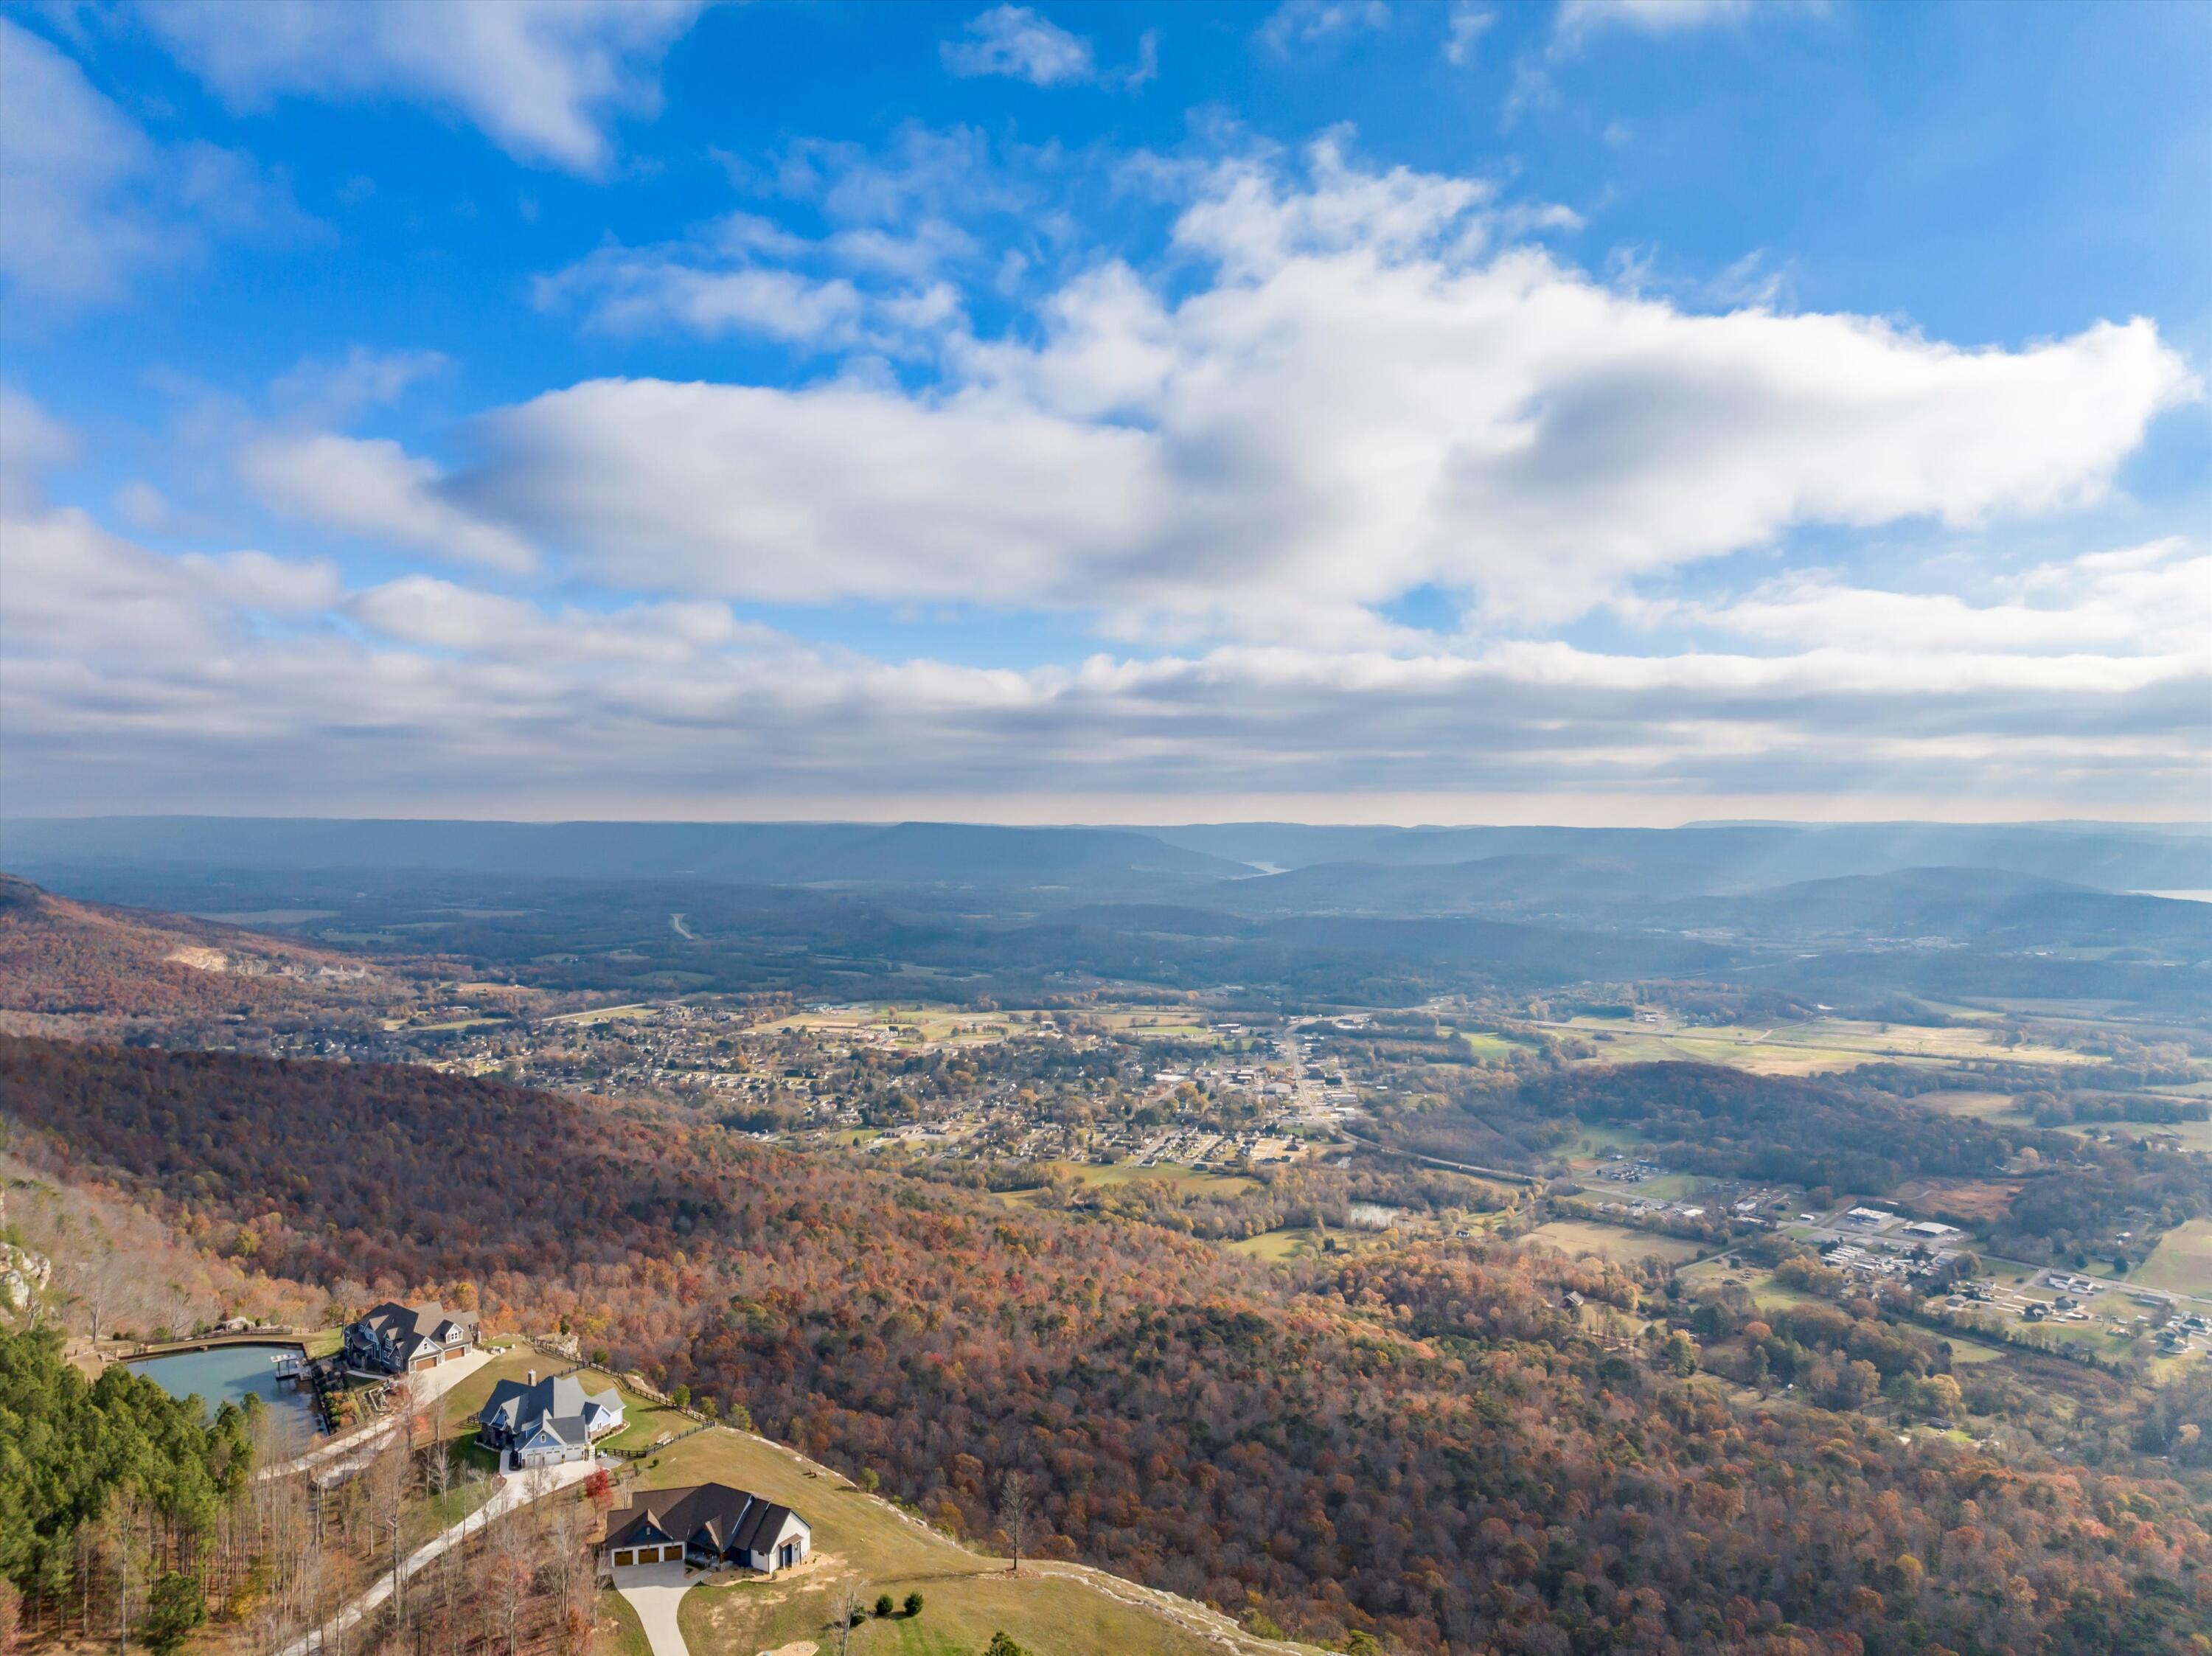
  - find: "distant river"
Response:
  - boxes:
[128,1341,320,1436]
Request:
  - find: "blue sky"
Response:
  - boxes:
[2,0,2207,824]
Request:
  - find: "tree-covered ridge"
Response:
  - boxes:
[3,1038,2208,1653]
[0,875,404,1026]
[0,1326,252,1624]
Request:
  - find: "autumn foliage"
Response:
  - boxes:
[2,1036,2206,1654]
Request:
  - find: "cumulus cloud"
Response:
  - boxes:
[940,7,1155,91]
[240,432,538,572]
[481,142,2197,641]
[538,244,874,345]
[0,385,80,513]
[6,506,2203,816]
[140,0,704,174]
[942,6,1095,85]
[1681,540,2212,658]
[0,19,316,305]
[4,363,2201,817]
[1258,1,1393,55]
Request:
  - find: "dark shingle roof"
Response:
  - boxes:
[357,1300,478,1346]
[603,1483,804,1555]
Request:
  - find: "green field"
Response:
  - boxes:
[2135,1220,2212,1296]
[1231,1227,1321,1262]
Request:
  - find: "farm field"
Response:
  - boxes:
[1526,1219,1705,1266]
[2134,1220,2212,1296]
[543,1002,661,1026]
[643,1426,1306,1656]
[1551,1016,2101,1078]
[1047,1161,1260,1197]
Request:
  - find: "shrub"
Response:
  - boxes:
[904,1591,924,1617]
[874,1593,894,1618]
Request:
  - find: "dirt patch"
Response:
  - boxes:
[1893,1177,2020,1223]
[164,945,230,972]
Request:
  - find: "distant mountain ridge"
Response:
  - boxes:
[0,816,1248,891]
[9,815,2205,895]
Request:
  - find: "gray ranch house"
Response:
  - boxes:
[601,1482,810,1574]
[476,1369,625,1469]
[343,1301,479,1374]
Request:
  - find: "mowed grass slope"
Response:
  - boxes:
[639,1424,1312,1656]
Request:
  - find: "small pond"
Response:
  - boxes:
[127,1342,321,1437]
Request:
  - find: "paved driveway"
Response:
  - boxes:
[614,1560,694,1656]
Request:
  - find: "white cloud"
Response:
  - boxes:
[471,142,2197,642]
[1258,1,1393,55]
[1683,540,2212,658]
[942,7,1095,86]
[0,385,81,513]
[1554,0,1757,41]
[0,20,322,307]
[1444,3,1495,66]
[0,20,169,302]
[538,244,873,345]
[6,506,2203,816]
[140,0,704,174]
[240,432,538,572]
[269,347,451,424]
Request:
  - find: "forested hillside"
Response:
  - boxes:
[2,1037,2207,1654]
[0,876,403,1026]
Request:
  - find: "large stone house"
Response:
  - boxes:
[476,1370,625,1469]
[601,1483,810,1574]
[343,1301,478,1374]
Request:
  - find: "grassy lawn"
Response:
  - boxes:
[1525,1219,1704,1267]
[1230,1227,1320,1262]
[2135,1219,2212,1296]
[593,1584,654,1656]
[636,1429,1297,1656]
[437,1349,693,1455]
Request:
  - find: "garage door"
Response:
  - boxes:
[613,1550,633,1566]
[663,1545,683,1562]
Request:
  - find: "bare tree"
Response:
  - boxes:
[996,1470,1033,1576]
[364,1436,413,1620]
[830,1584,863,1656]
[484,1501,535,1656]
[543,1497,593,1656]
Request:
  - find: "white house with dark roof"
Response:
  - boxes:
[601,1482,810,1576]
[344,1301,479,1374]
[476,1369,625,1469]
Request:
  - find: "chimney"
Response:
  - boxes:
[527,1368,537,1386]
